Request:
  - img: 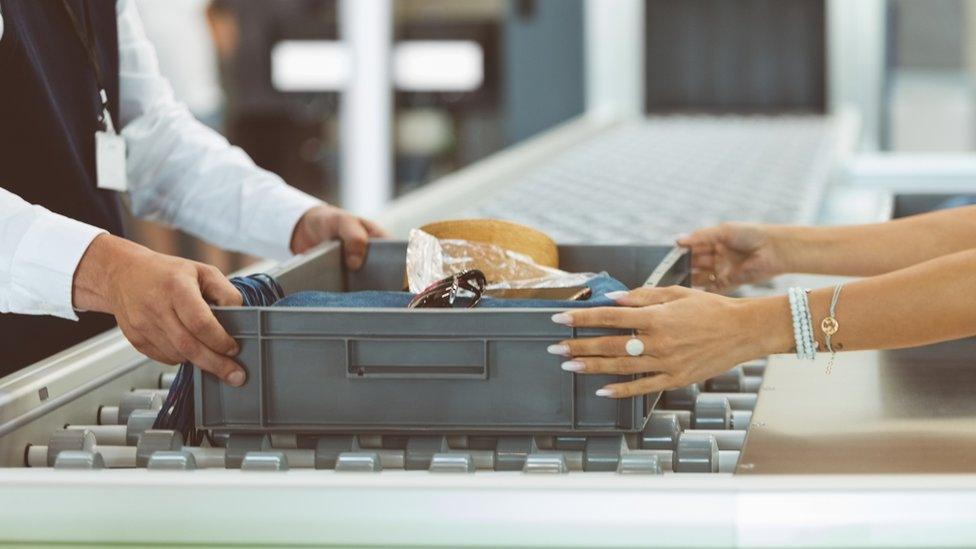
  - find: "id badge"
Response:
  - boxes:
[95,130,127,192]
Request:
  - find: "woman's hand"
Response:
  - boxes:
[290,205,389,270]
[547,286,792,397]
[677,222,790,292]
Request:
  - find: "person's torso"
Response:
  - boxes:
[0,0,123,375]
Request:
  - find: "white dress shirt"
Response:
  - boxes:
[0,1,323,320]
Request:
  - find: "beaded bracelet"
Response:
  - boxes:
[789,287,812,359]
[788,287,816,360]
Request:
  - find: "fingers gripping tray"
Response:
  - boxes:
[199,241,689,435]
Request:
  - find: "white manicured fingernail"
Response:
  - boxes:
[561,361,585,372]
[551,313,573,326]
[547,344,570,356]
[605,291,629,301]
[595,388,614,397]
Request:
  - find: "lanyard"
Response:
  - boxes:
[59,0,116,133]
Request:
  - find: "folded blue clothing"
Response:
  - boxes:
[274,274,628,309]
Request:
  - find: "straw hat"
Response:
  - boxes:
[420,219,559,269]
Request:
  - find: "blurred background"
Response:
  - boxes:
[129,0,587,271]
[125,0,976,270]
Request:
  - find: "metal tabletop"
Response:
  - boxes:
[740,339,976,474]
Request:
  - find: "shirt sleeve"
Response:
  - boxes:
[116,0,323,261]
[0,188,106,320]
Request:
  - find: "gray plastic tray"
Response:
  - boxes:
[198,240,689,435]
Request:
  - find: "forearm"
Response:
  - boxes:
[117,0,320,260]
[747,248,976,356]
[0,187,106,319]
[771,205,976,276]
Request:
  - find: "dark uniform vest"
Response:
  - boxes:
[0,0,124,375]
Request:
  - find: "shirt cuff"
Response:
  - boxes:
[247,185,323,261]
[11,209,107,320]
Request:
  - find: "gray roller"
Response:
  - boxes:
[553,435,587,451]
[616,453,663,475]
[65,408,158,447]
[445,435,469,449]
[584,436,623,472]
[314,435,359,469]
[693,394,732,430]
[47,429,96,467]
[92,445,138,468]
[661,383,700,410]
[183,447,226,468]
[675,432,719,473]
[125,409,161,446]
[466,450,495,470]
[730,410,753,430]
[354,434,383,449]
[54,450,105,470]
[404,436,449,471]
[683,429,746,451]
[373,449,406,469]
[495,436,537,471]
[270,434,299,449]
[705,368,744,393]
[641,413,681,450]
[225,434,271,469]
[147,450,198,471]
[713,393,757,411]
[651,409,692,430]
[64,425,126,446]
[522,453,568,474]
[335,452,383,472]
[208,431,230,448]
[136,430,183,468]
[241,451,289,472]
[429,453,475,473]
[118,392,162,425]
[276,449,315,468]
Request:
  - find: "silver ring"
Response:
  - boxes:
[625,337,645,357]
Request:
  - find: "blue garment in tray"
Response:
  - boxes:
[274,274,628,309]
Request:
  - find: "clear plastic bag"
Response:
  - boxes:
[406,229,598,293]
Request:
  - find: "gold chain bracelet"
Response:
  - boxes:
[821,284,844,374]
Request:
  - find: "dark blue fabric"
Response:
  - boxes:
[274,274,627,309]
[0,0,124,376]
[155,275,286,445]
[232,273,285,306]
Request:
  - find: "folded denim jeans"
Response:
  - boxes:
[274,274,628,309]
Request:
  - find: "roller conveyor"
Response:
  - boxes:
[26,360,761,475]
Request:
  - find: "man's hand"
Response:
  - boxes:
[73,234,246,386]
[290,205,389,270]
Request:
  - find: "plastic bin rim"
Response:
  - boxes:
[211,305,592,313]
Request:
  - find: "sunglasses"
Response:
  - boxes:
[408,269,487,309]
